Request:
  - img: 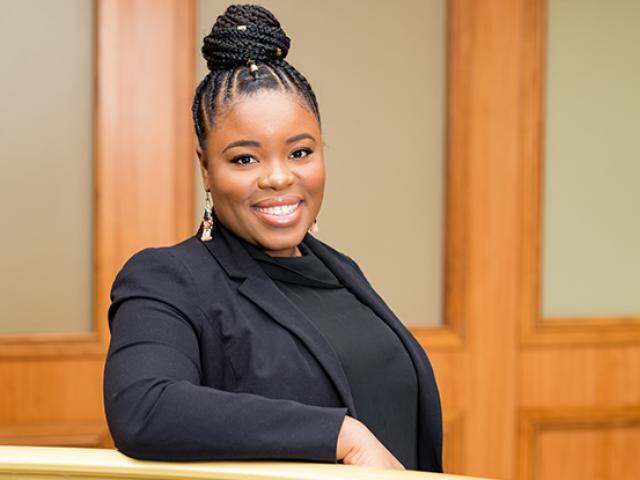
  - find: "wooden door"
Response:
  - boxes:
[0,0,195,448]
[422,0,640,478]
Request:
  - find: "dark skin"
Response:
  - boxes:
[197,90,324,257]
[197,89,404,470]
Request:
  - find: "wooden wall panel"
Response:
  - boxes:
[536,427,640,480]
[519,407,640,480]
[0,360,103,423]
[0,0,195,451]
[521,347,640,407]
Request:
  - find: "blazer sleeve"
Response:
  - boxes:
[104,248,347,462]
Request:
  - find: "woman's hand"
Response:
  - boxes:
[336,416,405,470]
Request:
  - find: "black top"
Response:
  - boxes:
[240,239,419,469]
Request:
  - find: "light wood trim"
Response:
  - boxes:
[442,411,465,475]
[0,423,109,448]
[407,0,469,353]
[522,317,640,347]
[518,406,640,480]
[518,0,545,346]
[518,0,640,347]
[445,0,524,477]
[0,446,493,480]
[413,328,464,351]
[0,333,105,359]
[405,0,465,352]
[439,0,467,349]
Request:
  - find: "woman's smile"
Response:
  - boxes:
[252,196,304,227]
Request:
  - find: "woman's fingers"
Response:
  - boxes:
[336,416,405,470]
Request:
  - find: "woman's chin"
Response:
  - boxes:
[254,229,307,256]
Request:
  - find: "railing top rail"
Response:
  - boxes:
[0,446,491,480]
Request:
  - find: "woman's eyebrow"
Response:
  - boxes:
[222,139,260,153]
[286,133,316,144]
[223,133,316,153]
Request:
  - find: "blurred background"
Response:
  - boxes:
[0,1,638,479]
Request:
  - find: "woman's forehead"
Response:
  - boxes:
[207,90,320,148]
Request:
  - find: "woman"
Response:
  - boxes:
[103,4,442,473]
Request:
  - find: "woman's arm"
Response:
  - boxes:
[104,248,346,462]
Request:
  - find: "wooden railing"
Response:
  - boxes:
[0,446,491,479]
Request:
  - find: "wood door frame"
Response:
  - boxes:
[519,0,640,347]
[0,0,195,446]
[413,0,526,476]
[0,0,195,360]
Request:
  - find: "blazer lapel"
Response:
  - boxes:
[303,233,444,471]
[199,220,357,417]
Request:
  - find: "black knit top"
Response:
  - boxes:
[240,239,419,469]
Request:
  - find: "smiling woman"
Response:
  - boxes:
[103,3,442,473]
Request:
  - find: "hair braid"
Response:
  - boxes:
[192,4,321,148]
[191,73,212,143]
[223,68,237,102]
[278,59,320,122]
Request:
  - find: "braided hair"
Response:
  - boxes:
[192,4,321,149]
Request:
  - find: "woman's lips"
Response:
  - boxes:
[252,200,303,227]
[252,195,302,208]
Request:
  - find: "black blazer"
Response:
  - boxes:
[103,219,443,472]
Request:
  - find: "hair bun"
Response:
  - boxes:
[202,4,291,72]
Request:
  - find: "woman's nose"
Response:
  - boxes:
[257,160,296,190]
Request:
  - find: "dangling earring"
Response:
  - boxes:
[308,218,319,235]
[200,191,214,241]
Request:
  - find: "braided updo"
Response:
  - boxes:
[192,4,321,148]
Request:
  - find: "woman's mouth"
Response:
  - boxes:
[252,201,303,227]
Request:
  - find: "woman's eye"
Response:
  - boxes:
[231,155,256,165]
[290,148,312,159]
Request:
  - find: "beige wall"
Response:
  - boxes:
[0,1,94,334]
[543,0,640,317]
[196,0,447,326]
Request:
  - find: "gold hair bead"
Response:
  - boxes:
[237,25,247,31]
[275,48,283,57]
[247,58,259,73]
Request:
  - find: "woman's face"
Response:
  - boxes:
[198,90,325,257]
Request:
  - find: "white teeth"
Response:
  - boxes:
[255,202,300,216]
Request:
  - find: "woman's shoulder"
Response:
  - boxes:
[116,234,208,276]
[111,233,223,303]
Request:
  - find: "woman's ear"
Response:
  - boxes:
[196,145,210,190]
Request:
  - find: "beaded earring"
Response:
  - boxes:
[200,191,214,241]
